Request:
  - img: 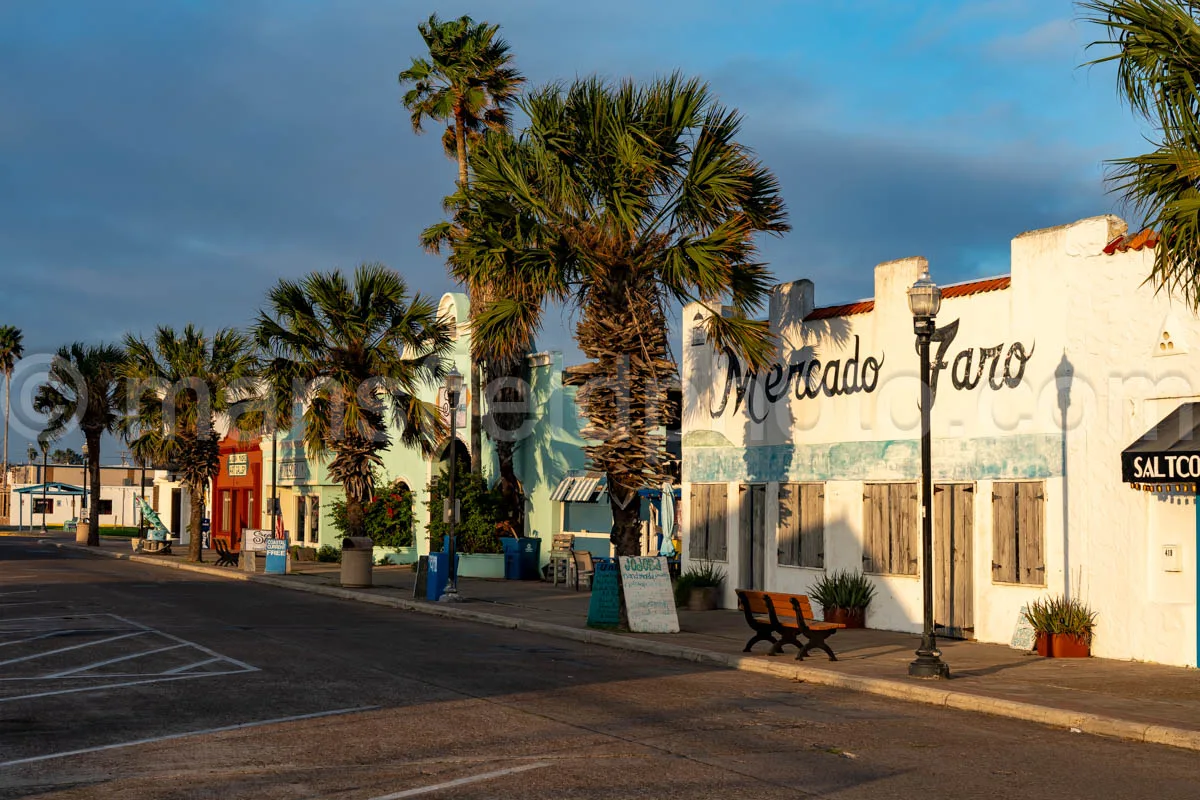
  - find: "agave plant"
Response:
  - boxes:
[809,569,877,611]
[1024,596,1098,643]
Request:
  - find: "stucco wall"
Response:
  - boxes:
[682,215,1199,667]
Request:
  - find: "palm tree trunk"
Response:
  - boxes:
[188,482,205,563]
[496,439,524,531]
[608,478,642,557]
[453,103,483,475]
[86,432,101,547]
[345,494,366,539]
[2,372,10,487]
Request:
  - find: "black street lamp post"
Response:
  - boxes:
[441,365,464,602]
[39,437,48,533]
[907,266,950,680]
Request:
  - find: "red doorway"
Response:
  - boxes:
[212,433,262,553]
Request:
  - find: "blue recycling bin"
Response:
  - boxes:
[426,551,449,601]
[502,537,521,580]
[518,537,541,580]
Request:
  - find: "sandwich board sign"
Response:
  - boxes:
[618,556,679,633]
[586,560,620,629]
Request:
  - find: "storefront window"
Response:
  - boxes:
[220,491,232,534]
[295,496,307,544]
[309,496,320,543]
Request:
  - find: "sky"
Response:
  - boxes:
[0,0,1154,459]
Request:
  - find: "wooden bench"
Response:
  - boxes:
[213,538,238,567]
[735,589,845,661]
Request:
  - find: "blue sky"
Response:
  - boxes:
[0,0,1151,457]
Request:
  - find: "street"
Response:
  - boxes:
[0,536,1196,800]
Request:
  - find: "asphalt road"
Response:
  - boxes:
[0,535,1196,800]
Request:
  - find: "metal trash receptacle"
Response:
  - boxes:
[501,537,521,580]
[340,536,373,588]
[518,537,542,580]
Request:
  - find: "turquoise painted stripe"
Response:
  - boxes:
[683,433,1062,483]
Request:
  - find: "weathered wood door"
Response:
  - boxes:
[738,484,767,590]
[934,483,974,639]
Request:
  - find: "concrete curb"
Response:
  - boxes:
[44,540,1200,753]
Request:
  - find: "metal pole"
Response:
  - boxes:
[41,445,47,533]
[271,429,279,541]
[446,393,458,595]
[909,320,949,679]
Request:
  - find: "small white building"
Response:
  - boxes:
[11,483,151,529]
[681,215,1198,667]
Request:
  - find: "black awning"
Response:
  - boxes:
[1122,402,1200,483]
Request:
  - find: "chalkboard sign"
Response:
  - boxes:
[1010,604,1036,651]
[619,556,679,634]
[587,560,620,629]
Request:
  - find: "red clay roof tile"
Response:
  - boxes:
[802,275,1011,321]
[1103,228,1158,255]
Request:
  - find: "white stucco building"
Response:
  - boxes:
[681,215,1199,667]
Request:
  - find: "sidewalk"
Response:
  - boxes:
[47,535,1200,751]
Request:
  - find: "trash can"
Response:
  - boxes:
[340,536,374,588]
[75,521,90,546]
[426,551,448,601]
[501,537,521,580]
[518,537,542,580]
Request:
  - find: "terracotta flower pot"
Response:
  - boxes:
[687,586,720,611]
[1035,632,1052,657]
[822,607,866,629]
[1049,633,1090,658]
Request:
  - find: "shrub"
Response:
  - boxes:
[330,482,415,548]
[315,544,341,563]
[426,470,505,554]
[673,561,726,606]
[1024,595,1097,643]
[809,569,877,611]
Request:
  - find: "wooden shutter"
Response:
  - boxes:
[890,483,918,575]
[863,484,887,573]
[707,483,728,560]
[1016,482,1045,585]
[690,486,708,560]
[799,483,825,569]
[777,483,800,566]
[992,482,1017,583]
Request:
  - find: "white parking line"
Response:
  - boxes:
[43,644,187,678]
[0,630,147,667]
[0,672,253,704]
[0,705,379,769]
[109,614,258,673]
[365,762,552,799]
[162,656,222,675]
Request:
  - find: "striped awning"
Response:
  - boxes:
[550,473,607,503]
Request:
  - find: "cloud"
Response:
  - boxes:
[987,18,1079,61]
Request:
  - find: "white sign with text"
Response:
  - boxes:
[619,556,680,633]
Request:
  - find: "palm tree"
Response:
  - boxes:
[400,12,525,476]
[32,343,126,546]
[425,75,789,556]
[253,264,454,543]
[0,325,24,485]
[1082,0,1200,304]
[122,326,257,562]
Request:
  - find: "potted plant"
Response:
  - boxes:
[809,569,876,629]
[674,561,726,610]
[1024,595,1097,658]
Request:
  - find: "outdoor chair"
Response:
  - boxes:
[571,550,595,591]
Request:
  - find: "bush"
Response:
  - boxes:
[426,470,504,554]
[330,482,415,548]
[673,561,726,606]
[1024,595,1097,643]
[315,544,341,563]
[809,569,877,611]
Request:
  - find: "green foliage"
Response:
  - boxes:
[253,266,454,540]
[426,468,504,554]
[315,544,341,563]
[1024,595,1098,642]
[808,569,877,611]
[330,482,416,548]
[1081,1,1200,308]
[673,561,726,606]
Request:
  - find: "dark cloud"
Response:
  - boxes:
[0,0,1122,457]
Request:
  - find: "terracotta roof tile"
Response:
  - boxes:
[1103,228,1158,255]
[802,275,1011,321]
[805,300,874,320]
